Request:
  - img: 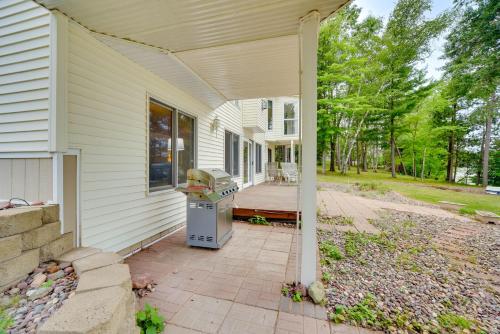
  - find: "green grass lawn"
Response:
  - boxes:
[318,169,500,215]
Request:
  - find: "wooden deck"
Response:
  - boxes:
[233,183,300,220]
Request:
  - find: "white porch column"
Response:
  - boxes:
[299,10,320,286]
[290,140,295,163]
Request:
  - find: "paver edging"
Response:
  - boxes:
[37,249,139,334]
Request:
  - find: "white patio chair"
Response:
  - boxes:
[266,162,279,182]
[282,162,298,184]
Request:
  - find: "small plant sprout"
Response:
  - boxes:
[136,303,165,334]
[41,279,54,289]
[248,215,271,225]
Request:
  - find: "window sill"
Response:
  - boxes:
[147,187,176,197]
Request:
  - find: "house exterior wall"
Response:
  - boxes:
[0,1,51,155]
[0,157,53,201]
[66,21,264,252]
[265,96,300,142]
[0,7,266,253]
[241,99,266,133]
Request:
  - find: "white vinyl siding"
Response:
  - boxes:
[66,21,249,252]
[0,157,52,201]
[265,96,300,142]
[241,99,266,133]
[0,1,51,155]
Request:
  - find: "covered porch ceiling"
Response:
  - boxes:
[36,0,349,108]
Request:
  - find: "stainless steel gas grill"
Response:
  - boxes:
[176,168,238,248]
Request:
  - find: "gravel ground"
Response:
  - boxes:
[0,261,78,334]
[318,182,436,207]
[319,210,499,333]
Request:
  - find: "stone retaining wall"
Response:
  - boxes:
[38,248,138,333]
[0,205,73,291]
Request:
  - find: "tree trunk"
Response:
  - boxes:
[322,151,326,174]
[362,142,368,172]
[446,104,457,183]
[356,140,360,175]
[329,136,335,172]
[482,105,493,186]
[395,142,407,176]
[390,116,396,178]
[336,137,341,170]
[421,147,426,181]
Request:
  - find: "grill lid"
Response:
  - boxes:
[176,168,238,201]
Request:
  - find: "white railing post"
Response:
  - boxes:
[299,10,320,286]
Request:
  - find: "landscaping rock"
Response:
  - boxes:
[319,210,499,333]
[21,221,61,250]
[56,247,101,264]
[46,264,60,273]
[131,273,153,289]
[0,249,39,288]
[0,234,22,262]
[27,287,51,301]
[76,264,131,293]
[73,252,123,276]
[17,281,28,290]
[0,295,10,308]
[308,281,326,304]
[0,207,42,237]
[48,270,65,280]
[38,286,133,334]
[41,205,59,224]
[58,262,71,269]
[30,273,47,288]
[40,232,74,262]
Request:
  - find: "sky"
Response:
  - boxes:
[354,0,454,80]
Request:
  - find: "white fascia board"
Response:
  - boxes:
[48,10,68,153]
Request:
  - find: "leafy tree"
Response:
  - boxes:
[318,6,384,174]
[444,0,499,186]
[378,0,449,177]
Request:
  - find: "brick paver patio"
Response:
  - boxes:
[126,222,379,334]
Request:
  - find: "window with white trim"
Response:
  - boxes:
[267,100,273,130]
[256,143,262,173]
[283,102,298,135]
[224,130,240,176]
[148,98,196,192]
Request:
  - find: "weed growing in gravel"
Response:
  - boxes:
[437,312,476,332]
[321,271,332,283]
[0,309,13,334]
[344,232,396,257]
[41,279,54,289]
[318,216,354,225]
[329,294,389,329]
[320,241,344,263]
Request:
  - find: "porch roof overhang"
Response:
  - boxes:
[35,0,349,108]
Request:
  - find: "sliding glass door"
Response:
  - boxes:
[243,140,253,188]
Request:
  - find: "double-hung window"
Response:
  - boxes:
[267,100,273,130]
[284,102,298,135]
[256,143,262,174]
[148,98,196,192]
[224,130,240,176]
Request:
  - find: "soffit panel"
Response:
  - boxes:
[95,34,226,109]
[176,35,299,100]
[36,0,347,52]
